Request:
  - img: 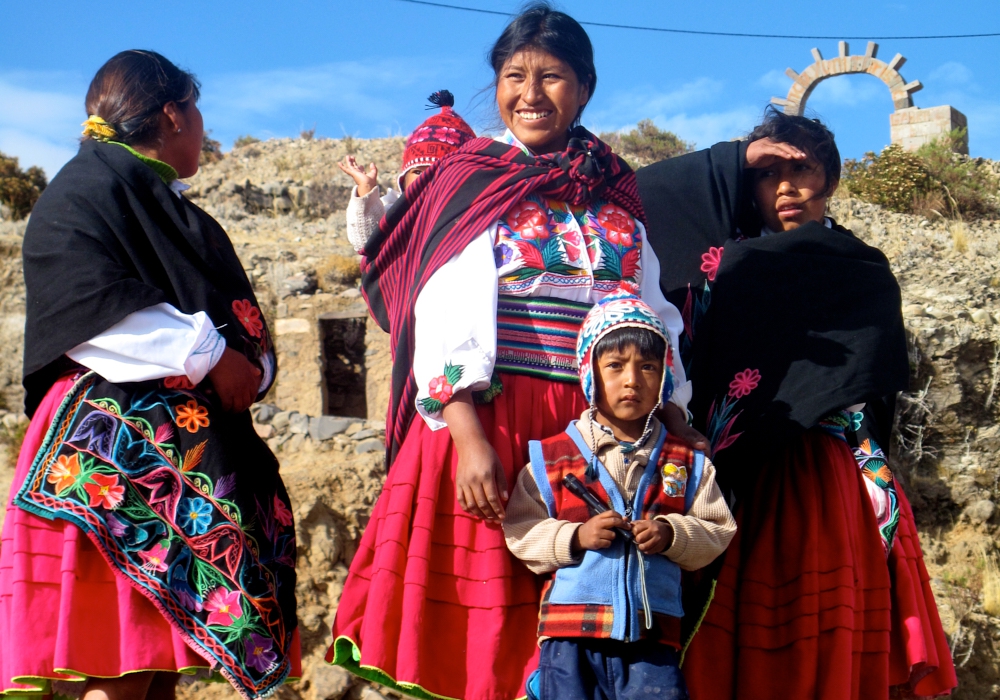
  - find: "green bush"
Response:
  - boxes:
[0,151,46,220]
[600,119,693,168]
[233,134,261,148]
[842,130,999,220]
[201,131,224,165]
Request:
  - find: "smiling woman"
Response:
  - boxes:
[324,4,704,700]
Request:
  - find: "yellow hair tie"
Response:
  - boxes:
[82,114,117,141]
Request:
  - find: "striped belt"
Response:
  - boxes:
[495,295,592,383]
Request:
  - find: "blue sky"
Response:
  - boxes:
[1,0,998,179]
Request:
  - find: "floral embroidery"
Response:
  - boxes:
[138,541,170,573]
[232,299,263,338]
[700,246,724,282]
[274,494,293,527]
[46,454,80,494]
[661,463,688,497]
[728,368,761,398]
[84,473,125,509]
[506,200,549,240]
[175,400,210,433]
[153,422,175,444]
[706,368,762,455]
[178,496,213,535]
[205,587,244,626]
[494,242,514,268]
[597,204,636,247]
[853,435,900,555]
[245,632,278,673]
[419,363,464,415]
[164,375,196,391]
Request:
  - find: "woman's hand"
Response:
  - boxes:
[337,156,378,197]
[444,390,508,522]
[660,402,709,452]
[573,511,627,552]
[632,519,673,555]
[207,347,261,413]
[745,137,806,170]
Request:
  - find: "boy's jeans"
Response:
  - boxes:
[536,638,688,700]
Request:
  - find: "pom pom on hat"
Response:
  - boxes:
[401,89,477,177]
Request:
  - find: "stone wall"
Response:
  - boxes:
[891,106,969,154]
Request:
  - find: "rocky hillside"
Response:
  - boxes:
[0,136,998,699]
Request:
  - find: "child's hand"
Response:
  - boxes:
[573,511,627,552]
[632,519,674,555]
[337,156,378,197]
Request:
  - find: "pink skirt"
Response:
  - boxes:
[328,373,589,700]
[0,376,301,694]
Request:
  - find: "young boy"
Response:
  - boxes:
[504,287,736,700]
[338,89,476,252]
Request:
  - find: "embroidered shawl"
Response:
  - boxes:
[361,127,644,464]
[636,142,908,471]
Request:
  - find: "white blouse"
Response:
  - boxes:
[412,209,690,431]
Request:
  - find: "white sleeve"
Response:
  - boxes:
[346,186,389,253]
[412,228,499,431]
[67,302,226,385]
[637,222,691,414]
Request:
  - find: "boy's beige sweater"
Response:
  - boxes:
[504,412,736,575]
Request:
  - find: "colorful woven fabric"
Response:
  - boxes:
[495,296,591,383]
[14,373,297,700]
[360,127,644,466]
[401,90,476,177]
[575,286,674,407]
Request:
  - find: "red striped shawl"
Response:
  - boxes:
[360,128,645,465]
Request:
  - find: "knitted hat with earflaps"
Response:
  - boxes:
[576,283,676,446]
[401,90,477,179]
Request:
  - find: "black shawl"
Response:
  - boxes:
[637,142,908,472]
[23,139,273,415]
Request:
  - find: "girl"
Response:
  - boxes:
[0,51,299,700]
[637,108,956,699]
[327,5,699,699]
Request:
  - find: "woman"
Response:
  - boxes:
[327,5,699,699]
[637,109,956,698]
[0,51,299,700]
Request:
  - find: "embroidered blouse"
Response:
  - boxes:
[412,131,690,430]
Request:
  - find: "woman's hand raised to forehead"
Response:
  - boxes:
[745,138,807,170]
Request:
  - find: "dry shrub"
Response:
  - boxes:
[200,131,223,166]
[234,134,261,148]
[316,254,360,290]
[0,151,46,220]
[978,543,1000,617]
[950,221,969,254]
[843,144,930,213]
[600,120,693,168]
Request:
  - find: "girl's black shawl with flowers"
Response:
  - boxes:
[17,140,296,699]
[637,141,908,474]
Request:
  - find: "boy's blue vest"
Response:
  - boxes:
[528,422,705,644]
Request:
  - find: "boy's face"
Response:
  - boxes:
[754,154,835,233]
[593,344,663,426]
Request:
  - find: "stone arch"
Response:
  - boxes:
[771,41,920,116]
[770,41,968,154]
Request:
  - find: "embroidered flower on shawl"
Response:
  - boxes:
[597,204,636,247]
[106,513,129,537]
[245,632,278,673]
[274,495,293,527]
[506,201,548,240]
[139,541,170,573]
[205,587,244,626]
[420,364,464,415]
[84,473,125,509]
[47,453,80,494]
[727,368,761,399]
[178,496,213,536]
[164,375,196,391]
[700,246,724,282]
[561,229,584,263]
[175,400,210,433]
[232,299,263,338]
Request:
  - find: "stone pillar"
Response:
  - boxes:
[890,106,968,154]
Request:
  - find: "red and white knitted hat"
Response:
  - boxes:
[401,90,476,177]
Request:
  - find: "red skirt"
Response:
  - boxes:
[683,430,956,699]
[327,373,588,700]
